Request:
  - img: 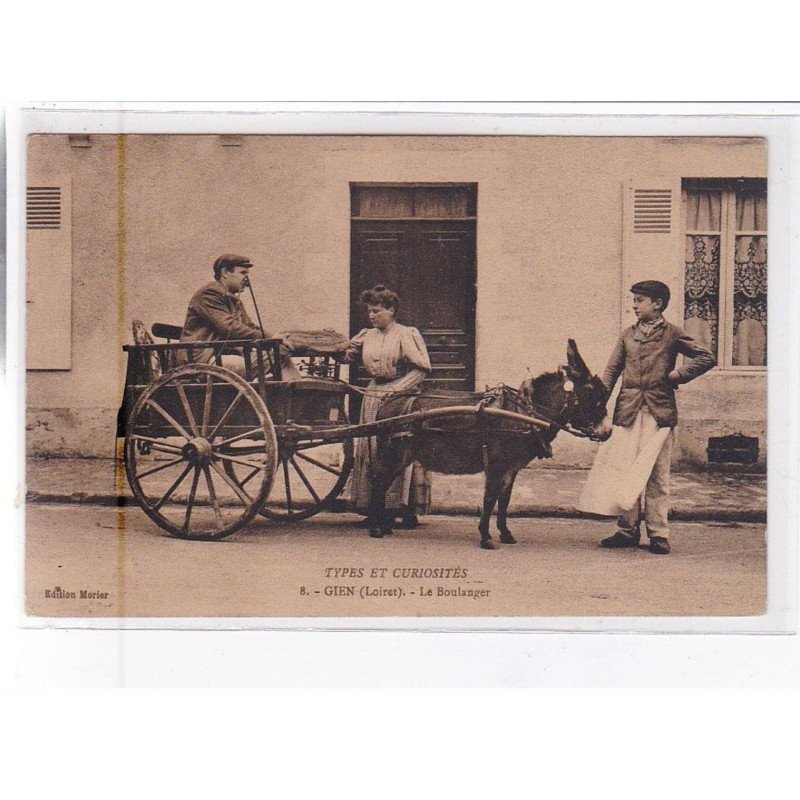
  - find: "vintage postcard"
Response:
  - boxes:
[12,106,795,630]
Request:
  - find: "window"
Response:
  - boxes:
[683,179,767,368]
[350,184,477,220]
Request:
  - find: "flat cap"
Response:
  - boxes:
[214,253,253,270]
[630,280,670,306]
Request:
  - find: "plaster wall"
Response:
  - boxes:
[25,135,767,465]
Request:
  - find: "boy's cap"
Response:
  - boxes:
[214,254,253,270]
[630,280,670,305]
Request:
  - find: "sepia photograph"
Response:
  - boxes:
[4,7,800,785]
[16,109,787,625]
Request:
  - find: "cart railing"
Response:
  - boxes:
[123,339,285,385]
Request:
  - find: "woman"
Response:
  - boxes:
[347,285,431,533]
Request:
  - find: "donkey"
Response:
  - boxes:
[366,340,611,549]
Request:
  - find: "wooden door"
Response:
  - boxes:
[350,216,476,392]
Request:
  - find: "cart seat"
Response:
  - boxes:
[152,322,183,342]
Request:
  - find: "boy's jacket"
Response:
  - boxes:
[602,318,716,428]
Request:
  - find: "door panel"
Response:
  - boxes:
[351,220,476,392]
[352,228,406,299]
[413,227,473,331]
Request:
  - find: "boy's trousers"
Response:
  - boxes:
[618,412,675,539]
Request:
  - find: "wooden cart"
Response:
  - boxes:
[119,325,550,540]
[119,327,355,539]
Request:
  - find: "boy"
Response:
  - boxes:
[578,280,715,554]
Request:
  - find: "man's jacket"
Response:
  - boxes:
[602,318,716,428]
[180,281,263,363]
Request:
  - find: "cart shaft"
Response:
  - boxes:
[280,404,551,443]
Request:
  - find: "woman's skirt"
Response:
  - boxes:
[350,382,414,514]
[577,408,672,516]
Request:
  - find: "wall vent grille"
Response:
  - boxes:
[27,187,61,229]
[633,189,671,233]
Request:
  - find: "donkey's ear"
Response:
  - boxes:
[566,339,590,378]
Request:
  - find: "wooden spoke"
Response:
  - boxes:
[182,467,201,532]
[136,456,185,480]
[216,427,265,447]
[146,398,193,441]
[152,463,193,511]
[201,373,212,436]
[131,435,184,453]
[210,460,253,506]
[290,457,321,504]
[295,451,342,477]
[202,465,225,530]
[225,463,262,489]
[207,390,245,441]
[259,439,351,521]
[213,451,267,471]
[175,380,199,437]
[282,458,293,514]
[148,443,188,457]
[238,467,262,488]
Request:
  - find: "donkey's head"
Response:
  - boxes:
[561,339,611,441]
[520,341,611,442]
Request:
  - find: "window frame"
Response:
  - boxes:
[682,180,767,372]
[350,183,478,221]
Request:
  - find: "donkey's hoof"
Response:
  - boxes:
[380,525,393,536]
[369,529,384,539]
[480,539,496,550]
[499,533,517,544]
[398,513,418,530]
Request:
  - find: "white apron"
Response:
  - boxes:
[577,408,672,516]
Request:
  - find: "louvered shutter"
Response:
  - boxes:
[26,179,72,369]
[621,179,683,326]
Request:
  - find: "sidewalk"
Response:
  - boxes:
[26,457,766,522]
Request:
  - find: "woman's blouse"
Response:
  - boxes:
[350,323,431,381]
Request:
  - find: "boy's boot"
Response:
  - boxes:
[601,525,640,548]
[649,536,670,555]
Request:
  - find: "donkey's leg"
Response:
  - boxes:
[368,464,394,538]
[497,469,519,544]
[369,439,411,538]
[368,471,390,538]
[478,471,503,550]
[367,436,390,538]
[368,459,394,538]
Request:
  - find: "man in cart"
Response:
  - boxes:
[180,253,301,378]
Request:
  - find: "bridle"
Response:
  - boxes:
[558,369,609,442]
[517,369,607,442]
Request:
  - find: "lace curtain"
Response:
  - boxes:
[733,235,767,366]
[684,235,720,359]
[683,186,767,367]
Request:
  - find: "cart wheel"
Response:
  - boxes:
[266,436,354,521]
[225,433,353,522]
[124,364,277,540]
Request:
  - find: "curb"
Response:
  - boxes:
[25,491,767,524]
